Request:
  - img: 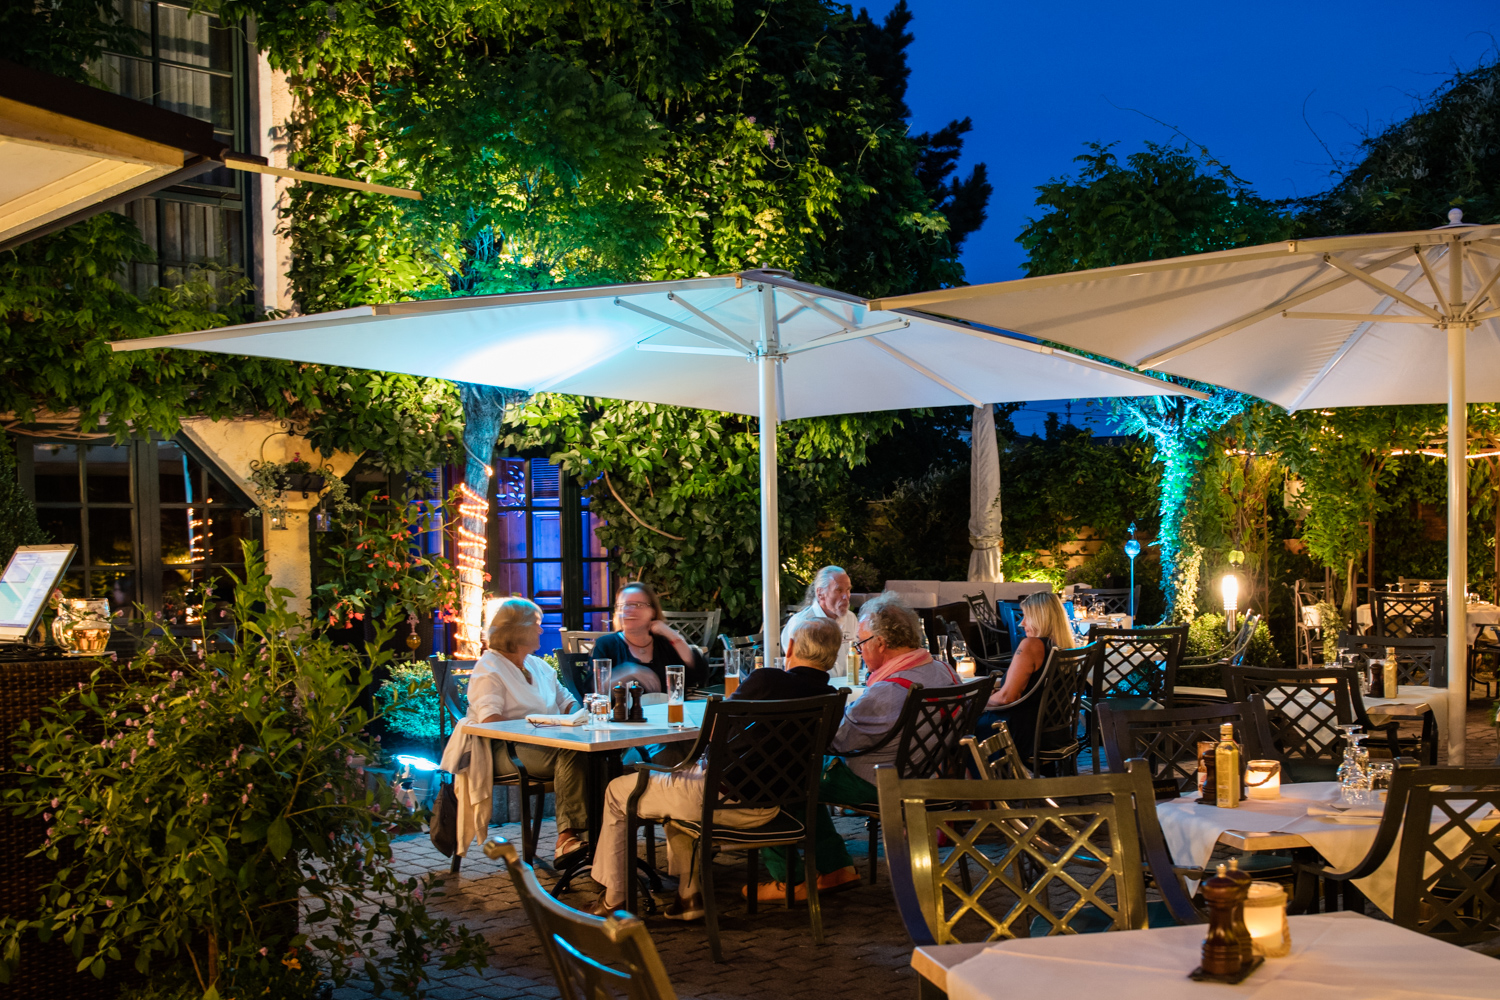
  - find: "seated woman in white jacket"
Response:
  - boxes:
[464,597,589,864]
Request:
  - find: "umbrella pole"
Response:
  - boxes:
[1446,241,1469,764]
[759,286,782,652]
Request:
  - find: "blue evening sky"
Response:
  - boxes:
[877,0,1500,285]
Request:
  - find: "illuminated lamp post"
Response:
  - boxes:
[1124,523,1141,620]
[1221,572,1240,633]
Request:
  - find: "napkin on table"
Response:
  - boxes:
[525,709,589,727]
[1306,802,1384,820]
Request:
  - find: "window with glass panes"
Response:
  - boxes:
[15,437,258,622]
[489,457,613,654]
[93,1,250,298]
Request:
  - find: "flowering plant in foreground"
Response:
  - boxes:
[0,543,488,999]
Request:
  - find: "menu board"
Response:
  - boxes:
[0,545,76,641]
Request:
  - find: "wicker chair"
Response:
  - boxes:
[878,759,1199,944]
[483,837,677,1000]
[623,693,848,962]
[1291,763,1500,945]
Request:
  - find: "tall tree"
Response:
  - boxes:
[1019,142,1291,620]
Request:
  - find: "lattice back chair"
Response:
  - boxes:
[878,760,1198,944]
[623,692,849,962]
[964,593,1012,668]
[1293,764,1500,944]
[1397,577,1448,593]
[1336,633,1446,686]
[1074,586,1138,616]
[1370,590,1448,639]
[484,837,677,1000]
[1225,667,1398,783]
[661,611,721,652]
[1032,644,1097,776]
[962,725,1206,922]
[1294,579,1328,664]
[839,676,995,883]
[430,659,550,872]
[1097,700,1274,793]
[1080,627,1185,771]
[561,631,608,654]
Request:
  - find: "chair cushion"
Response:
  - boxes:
[671,810,806,845]
[1028,899,1180,936]
[1236,853,1295,875]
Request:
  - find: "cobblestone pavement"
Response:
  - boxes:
[332,703,1500,999]
[334,813,918,1000]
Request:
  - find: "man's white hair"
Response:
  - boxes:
[800,565,848,608]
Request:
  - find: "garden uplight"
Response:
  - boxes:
[1221,573,1239,631]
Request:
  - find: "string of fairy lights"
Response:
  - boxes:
[454,481,489,657]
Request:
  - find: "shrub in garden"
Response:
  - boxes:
[0,544,488,998]
[1179,612,1282,687]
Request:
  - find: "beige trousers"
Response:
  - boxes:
[593,764,777,903]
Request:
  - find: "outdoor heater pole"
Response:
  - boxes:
[758,283,782,653]
[1447,237,1469,766]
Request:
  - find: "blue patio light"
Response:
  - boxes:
[1124,523,1141,619]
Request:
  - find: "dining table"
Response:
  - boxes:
[911,911,1498,1000]
[1154,780,1498,915]
[461,700,707,893]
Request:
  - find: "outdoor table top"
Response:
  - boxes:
[460,700,706,752]
[913,912,1497,1000]
[1156,779,1499,915]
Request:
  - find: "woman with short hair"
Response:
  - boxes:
[458,597,590,864]
[588,582,708,690]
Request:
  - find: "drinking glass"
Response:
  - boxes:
[588,694,610,730]
[1367,761,1395,797]
[665,664,686,726]
[591,658,613,697]
[723,649,743,696]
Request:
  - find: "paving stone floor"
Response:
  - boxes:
[334,813,917,1000]
[331,700,1500,999]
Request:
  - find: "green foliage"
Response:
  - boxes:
[0,0,137,82]
[0,447,47,567]
[313,490,458,629]
[0,545,488,997]
[503,394,900,620]
[1185,612,1280,668]
[1297,59,1500,233]
[375,663,441,742]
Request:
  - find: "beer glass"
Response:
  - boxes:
[665,664,686,726]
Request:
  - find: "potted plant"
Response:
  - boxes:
[247,454,354,524]
[0,544,489,998]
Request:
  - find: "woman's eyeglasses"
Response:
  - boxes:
[617,601,651,612]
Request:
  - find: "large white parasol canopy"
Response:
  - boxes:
[877,215,1500,762]
[113,268,1197,648]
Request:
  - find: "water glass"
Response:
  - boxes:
[1368,761,1395,795]
[665,664,686,726]
[592,658,613,697]
[587,694,610,730]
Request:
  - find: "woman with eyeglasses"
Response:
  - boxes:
[588,582,708,691]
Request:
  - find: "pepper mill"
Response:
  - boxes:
[626,681,644,722]
[611,681,628,722]
[1200,863,1244,977]
[1223,858,1255,967]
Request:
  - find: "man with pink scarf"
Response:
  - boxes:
[752,592,959,900]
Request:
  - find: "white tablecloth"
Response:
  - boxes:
[1356,601,1500,643]
[1366,684,1452,751]
[945,912,1497,1000]
[1156,781,1493,916]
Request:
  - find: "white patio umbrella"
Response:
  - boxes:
[968,405,1004,583]
[112,268,1196,649]
[875,214,1500,763]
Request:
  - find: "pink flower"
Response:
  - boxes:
[201,793,208,804]
[179,717,187,725]
[241,794,248,804]
[43,812,51,821]
[104,899,113,908]
[259,947,268,956]
[50,798,58,808]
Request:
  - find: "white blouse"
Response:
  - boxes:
[464,650,576,722]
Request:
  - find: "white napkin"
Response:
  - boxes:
[525,709,589,727]
[1307,802,1384,820]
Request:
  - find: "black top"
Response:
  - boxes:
[590,631,708,690]
[984,636,1054,759]
[732,665,836,701]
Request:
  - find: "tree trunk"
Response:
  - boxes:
[1157,449,1202,623]
[455,384,515,657]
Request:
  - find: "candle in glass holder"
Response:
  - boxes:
[1245,760,1281,800]
[1242,881,1290,957]
[957,656,977,678]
